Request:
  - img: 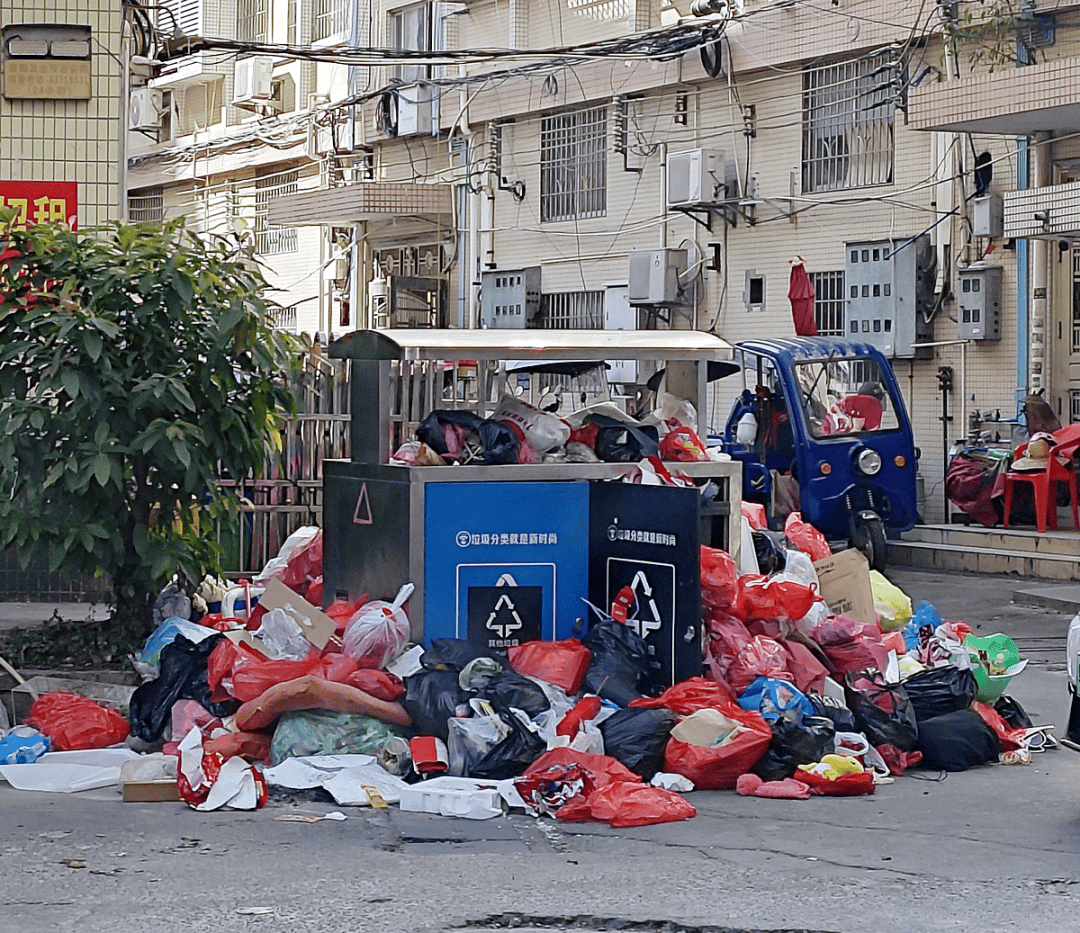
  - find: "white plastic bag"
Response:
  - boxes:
[491,394,570,453]
[341,583,414,669]
[254,607,314,661]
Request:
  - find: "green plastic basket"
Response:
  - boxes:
[964,633,1026,703]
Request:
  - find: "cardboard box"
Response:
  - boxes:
[812,548,876,625]
[120,755,179,803]
[122,780,181,803]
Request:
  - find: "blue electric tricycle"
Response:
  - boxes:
[717,337,919,571]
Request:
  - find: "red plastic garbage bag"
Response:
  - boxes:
[700,546,738,611]
[315,653,359,683]
[206,638,263,702]
[630,676,735,715]
[508,638,591,695]
[325,595,367,634]
[704,612,753,687]
[729,635,791,695]
[664,701,772,790]
[585,782,696,828]
[784,512,831,561]
[793,768,875,796]
[780,640,829,695]
[277,530,323,596]
[305,576,324,608]
[344,668,406,702]
[971,701,1025,752]
[557,696,604,738]
[658,425,709,462]
[741,501,767,531]
[875,743,923,775]
[198,613,244,632]
[523,747,641,788]
[25,692,130,751]
[811,614,889,675]
[230,655,322,703]
[731,575,820,625]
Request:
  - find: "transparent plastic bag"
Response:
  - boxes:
[254,607,315,661]
[269,709,405,766]
[341,584,414,669]
[492,394,571,454]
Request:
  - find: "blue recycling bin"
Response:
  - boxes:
[424,481,590,650]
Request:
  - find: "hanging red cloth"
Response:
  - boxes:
[789,256,817,337]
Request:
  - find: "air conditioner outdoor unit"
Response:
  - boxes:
[396,84,433,136]
[129,88,164,130]
[667,148,725,207]
[233,57,273,105]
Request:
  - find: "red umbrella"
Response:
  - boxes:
[789,256,817,337]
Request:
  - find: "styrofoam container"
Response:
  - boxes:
[397,776,503,820]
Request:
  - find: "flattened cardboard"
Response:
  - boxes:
[258,578,336,649]
[223,629,273,657]
[813,548,876,625]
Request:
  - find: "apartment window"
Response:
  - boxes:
[537,291,604,328]
[288,0,299,43]
[810,270,845,336]
[390,3,431,84]
[803,54,897,192]
[254,170,298,255]
[128,187,163,224]
[314,0,349,41]
[541,106,607,222]
[237,0,269,43]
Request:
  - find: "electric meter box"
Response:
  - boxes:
[628,248,687,306]
[844,235,935,358]
[957,266,1002,341]
[480,267,540,329]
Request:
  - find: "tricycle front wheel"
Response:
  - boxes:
[851,514,887,572]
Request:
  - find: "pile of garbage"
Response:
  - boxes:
[391,393,725,467]
[0,516,1047,825]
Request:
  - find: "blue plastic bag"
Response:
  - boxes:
[908,602,943,651]
[138,617,216,668]
[737,676,815,723]
[0,729,50,764]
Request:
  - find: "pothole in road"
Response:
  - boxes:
[457,915,838,933]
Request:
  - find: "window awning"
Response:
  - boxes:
[268,182,453,226]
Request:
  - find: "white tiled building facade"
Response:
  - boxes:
[8,1,1080,520]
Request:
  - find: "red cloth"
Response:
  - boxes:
[789,260,817,337]
[736,773,811,799]
[838,394,883,430]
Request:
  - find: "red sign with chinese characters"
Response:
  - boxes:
[0,181,78,230]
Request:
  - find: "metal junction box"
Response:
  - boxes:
[844,236,935,358]
[628,248,687,306]
[480,267,540,328]
[957,266,1002,341]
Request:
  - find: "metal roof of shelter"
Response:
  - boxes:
[329,328,733,363]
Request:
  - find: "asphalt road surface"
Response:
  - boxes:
[1,568,1078,933]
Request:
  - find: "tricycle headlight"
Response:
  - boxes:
[856,448,883,476]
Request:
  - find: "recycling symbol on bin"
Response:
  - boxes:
[626,570,663,639]
[485,573,524,639]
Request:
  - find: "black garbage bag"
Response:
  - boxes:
[128,634,238,742]
[469,710,546,780]
[590,414,660,463]
[416,410,519,465]
[902,666,978,722]
[753,529,787,575]
[845,670,919,752]
[753,713,835,782]
[994,694,1033,730]
[807,693,858,733]
[421,638,503,673]
[477,671,550,719]
[598,708,676,780]
[916,708,1000,771]
[403,670,467,741]
[582,619,660,706]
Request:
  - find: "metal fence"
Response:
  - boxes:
[218,353,350,577]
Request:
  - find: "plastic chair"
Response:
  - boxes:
[1002,424,1080,532]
